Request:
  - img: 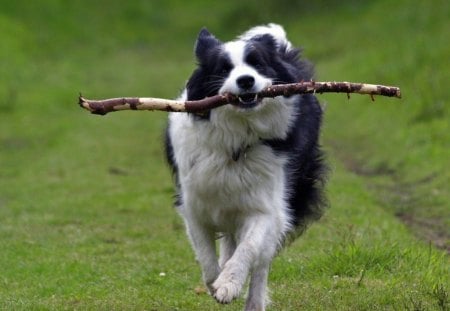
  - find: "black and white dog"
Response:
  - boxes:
[165,24,327,310]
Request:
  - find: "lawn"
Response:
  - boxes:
[0,0,448,310]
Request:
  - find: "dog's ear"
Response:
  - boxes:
[194,28,221,62]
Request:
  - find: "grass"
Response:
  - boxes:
[0,0,449,310]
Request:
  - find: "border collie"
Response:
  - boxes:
[165,24,327,311]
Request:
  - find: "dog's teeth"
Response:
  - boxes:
[238,94,258,104]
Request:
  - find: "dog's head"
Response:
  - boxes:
[186,25,310,111]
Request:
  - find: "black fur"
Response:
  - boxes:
[264,94,327,227]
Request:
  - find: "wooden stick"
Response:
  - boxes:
[79,81,401,115]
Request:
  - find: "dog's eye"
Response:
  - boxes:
[253,62,263,69]
[246,53,264,69]
[220,63,232,75]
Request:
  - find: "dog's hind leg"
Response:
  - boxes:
[185,220,220,294]
[245,262,271,311]
[219,234,236,269]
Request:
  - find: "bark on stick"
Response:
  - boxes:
[79,81,401,115]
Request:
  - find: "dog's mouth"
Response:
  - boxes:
[231,93,261,109]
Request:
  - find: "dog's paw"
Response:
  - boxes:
[212,276,241,304]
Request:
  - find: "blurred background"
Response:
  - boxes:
[0,0,448,309]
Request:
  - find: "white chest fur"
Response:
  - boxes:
[168,98,296,231]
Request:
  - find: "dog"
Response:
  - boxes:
[165,24,327,311]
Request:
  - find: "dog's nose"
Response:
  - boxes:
[236,75,255,90]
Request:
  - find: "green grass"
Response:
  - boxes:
[0,0,449,310]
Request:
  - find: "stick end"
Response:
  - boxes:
[78,94,106,115]
[78,94,92,111]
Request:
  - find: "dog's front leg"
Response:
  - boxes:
[185,219,220,293]
[212,215,278,308]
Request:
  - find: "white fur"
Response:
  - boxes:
[168,24,298,311]
[238,23,292,50]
